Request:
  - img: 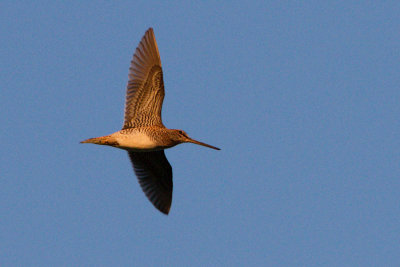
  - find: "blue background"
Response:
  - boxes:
[2,1,399,266]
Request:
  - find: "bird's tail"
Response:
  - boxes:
[80,135,118,146]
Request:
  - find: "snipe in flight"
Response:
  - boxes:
[81,28,220,215]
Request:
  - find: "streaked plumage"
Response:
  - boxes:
[81,28,220,215]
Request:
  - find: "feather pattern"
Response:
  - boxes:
[123,28,165,129]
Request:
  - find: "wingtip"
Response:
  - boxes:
[146,27,154,34]
[159,205,171,215]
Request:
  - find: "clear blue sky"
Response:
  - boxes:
[1,1,399,266]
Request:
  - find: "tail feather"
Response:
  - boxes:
[80,135,119,146]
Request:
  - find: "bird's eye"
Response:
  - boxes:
[179,130,183,134]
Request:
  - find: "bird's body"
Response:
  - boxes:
[81,28,219,214]
[82,127,195,152]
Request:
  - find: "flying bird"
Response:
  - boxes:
[81,28,220,214]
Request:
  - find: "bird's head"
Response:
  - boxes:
[170,129,220,150]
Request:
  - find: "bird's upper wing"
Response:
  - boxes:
[128,150,173,214]
[123,28,165,129]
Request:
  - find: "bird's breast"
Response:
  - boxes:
[114,130,160,151]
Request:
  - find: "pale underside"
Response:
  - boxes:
[112,129,160,151]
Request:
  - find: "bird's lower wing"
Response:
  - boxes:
[128,150,173,214]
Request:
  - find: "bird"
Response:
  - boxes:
[81,28,220,215]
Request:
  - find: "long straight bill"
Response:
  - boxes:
[187,138,220,150]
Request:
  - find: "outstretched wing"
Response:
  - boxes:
[128,150,173,214]
[123,28,165,129]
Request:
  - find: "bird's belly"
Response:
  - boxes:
[115,131,159,151]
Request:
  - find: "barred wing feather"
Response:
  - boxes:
[123,28,165,129]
